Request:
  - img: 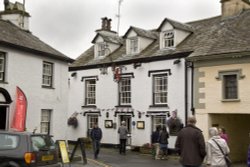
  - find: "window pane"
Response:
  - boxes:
[119,78,131,105]
[40,110,51,134]
[86,79,96,105]
[88,115,98,129]
[154,75,168,104]
[0,134,19,150]
[224,75,237,99]
[164,31,174,48]
[152,116,166,131]
[98,43,106,56]
[42,62,53,87]
[130,38,138,54]
[0,54,5,81]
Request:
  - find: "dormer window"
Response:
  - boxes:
[129,37,138,54]
[164,30,174,48]
[98,43,106,57]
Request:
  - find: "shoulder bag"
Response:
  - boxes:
[212,139,232,167]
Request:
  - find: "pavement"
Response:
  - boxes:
[65,147,246,167]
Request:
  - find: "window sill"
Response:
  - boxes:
[221,99,240,102]
[149,104,169,108]
[115,105,132,108]
[42,85,54,89]
[82,105,97,108]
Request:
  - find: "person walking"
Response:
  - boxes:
[151,125,161,159]
[206,127,230,167]
[90,123,102,159]
[118,121,128,155]
[159,125,169,160]
[175,116,206,167]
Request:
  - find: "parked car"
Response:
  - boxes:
[0,130,61,167]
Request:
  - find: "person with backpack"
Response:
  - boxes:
[90,123,102,159]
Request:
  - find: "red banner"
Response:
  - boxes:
[11,87,27,132]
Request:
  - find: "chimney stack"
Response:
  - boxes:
[0,1,30,31]
[221,0,250,17]
[101,17,112,31]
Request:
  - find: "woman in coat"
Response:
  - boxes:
[206,127,230,167]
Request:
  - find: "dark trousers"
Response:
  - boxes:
[92,140,100,159]
[119,139,127,154]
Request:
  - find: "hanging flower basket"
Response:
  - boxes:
[67,112,79,128]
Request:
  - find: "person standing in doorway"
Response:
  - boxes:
[90,123,102,159]
[118,121,128,155]
[175,116,206,167]
[151,125,161,159]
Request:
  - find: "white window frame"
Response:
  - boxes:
[119,77,131,105]
[129,37,138,54]
[153,74,168,105]
[0,53,6,82]
[152,116,167,131]
[163,30,174,48]
[85,79,96,105]
[87,115,99,129]
[42,62,53,87]
[97,43,106,57]
[40,109,51,134]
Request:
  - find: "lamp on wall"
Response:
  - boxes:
[133,62,142,69]
[106,112,109,118]
[173,59,181,64]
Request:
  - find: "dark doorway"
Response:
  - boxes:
[0,106,7,130]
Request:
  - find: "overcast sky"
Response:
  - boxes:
[1,0,221,59]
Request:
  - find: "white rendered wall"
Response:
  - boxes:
[0,46,69,140]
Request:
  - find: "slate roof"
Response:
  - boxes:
[0,19,74,62]
[91,31,124,45]
[70,9,250,69]
[123,26,158,40]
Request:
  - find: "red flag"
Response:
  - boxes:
[11,87,27,132]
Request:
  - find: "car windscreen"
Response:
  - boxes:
[0,134,19,150]
[31,135,56,151]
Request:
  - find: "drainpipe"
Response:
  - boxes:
[184,60,188,126]
[185,60,194,126]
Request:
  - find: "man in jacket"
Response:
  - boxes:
[175,116,206,167]
[90,123,102,159]
[118,121,128,155]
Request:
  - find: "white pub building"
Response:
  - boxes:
[68,17,193,149]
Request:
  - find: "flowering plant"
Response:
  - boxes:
[67,116,78,128]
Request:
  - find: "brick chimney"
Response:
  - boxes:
[221,0,250,17]
[0,0,30,31]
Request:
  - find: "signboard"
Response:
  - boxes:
[58,140,70,164]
